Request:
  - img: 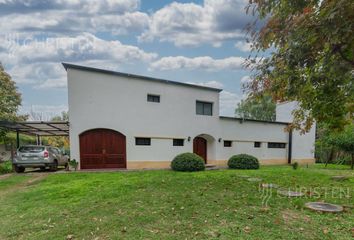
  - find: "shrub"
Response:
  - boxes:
[228,154,259,169]
[292,162,299,170]
[0,161,13,174]
[68,159,78,171]
[171,153,205,172]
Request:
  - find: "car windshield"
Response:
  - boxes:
[19,146,45,153]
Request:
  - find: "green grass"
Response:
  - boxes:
[0,164,353,239]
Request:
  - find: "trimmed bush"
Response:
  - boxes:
[171,153,205,172]
[228,154,259,169]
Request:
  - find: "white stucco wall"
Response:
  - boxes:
[67,66,315,168]
[68,68,220,165]
[276,102,316,161]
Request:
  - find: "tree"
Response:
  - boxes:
[43,111,69,150]
[235,94,276,121]
[0,63,25,140]
[246,0,354,132]
[329,124,354,169]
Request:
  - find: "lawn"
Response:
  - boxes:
[0,165,353,239]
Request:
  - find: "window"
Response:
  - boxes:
[135,138,151,146]
[19,146,45,153]
[268,142,286,148]
[196,101,213,116]
[147,94,160,103]
[173,139,184,146]
[254,142,261,148]
[224,140,232,147]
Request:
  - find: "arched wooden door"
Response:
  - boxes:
[193,137,207,163]
[79,129,126,169]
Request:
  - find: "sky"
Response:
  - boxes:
[0,0,257,119]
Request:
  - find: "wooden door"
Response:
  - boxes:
[193,137,207,163]
[79,129,126,169]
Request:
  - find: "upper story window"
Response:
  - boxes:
[135,138,151,146]
[268,142,286,148]
[254,142,261,148]
[196,101,213,116]
[147,94,160,103]
[173,139,184,146]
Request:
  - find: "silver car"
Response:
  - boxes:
[13,145,69,173]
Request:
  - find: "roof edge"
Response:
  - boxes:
[62,62,223,92]
[219,116,289,125]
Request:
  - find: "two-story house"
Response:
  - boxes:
[63,63,315,170]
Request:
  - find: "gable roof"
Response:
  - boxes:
[62,63,223,92]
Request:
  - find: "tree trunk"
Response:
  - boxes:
[351,154,353,170]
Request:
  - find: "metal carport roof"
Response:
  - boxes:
[0,121,69,136]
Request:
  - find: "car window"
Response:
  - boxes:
[19,146,45,153]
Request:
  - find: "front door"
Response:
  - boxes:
[79,129,126,169]
[193,137,207,163]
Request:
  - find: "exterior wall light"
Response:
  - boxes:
[187,136,191,142]
[218,138,222,142]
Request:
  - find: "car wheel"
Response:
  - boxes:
[14,165,25,173]
[50,160,58,171]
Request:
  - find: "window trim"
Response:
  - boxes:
[267,142,286,148]
[196,100,213,116]
[173,139,184,146]
[135,137,151,146]
[147,94,160,103]
[223,140,232,147]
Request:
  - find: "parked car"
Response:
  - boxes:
[13,145,69,173]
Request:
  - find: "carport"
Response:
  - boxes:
[0,121,69,148]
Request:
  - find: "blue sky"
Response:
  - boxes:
[0,0,256,119]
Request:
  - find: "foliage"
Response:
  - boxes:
[228,154,260,169]
[235,94,276,121]
[316,123,354,168]
[68,159,78,171]
[171,153,205,172]
[246,0,354,132]
[0,63,26,140]
[292,162,299,170]
[328,124,354,169]
[43,111,69,150]
[315,123,336,164]
[0,161,13,174]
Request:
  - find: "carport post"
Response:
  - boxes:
[16,130,20,149]
[36,135,41,145]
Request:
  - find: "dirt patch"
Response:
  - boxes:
[0,173,48,199]
[0,173,13,180]
[25,173,48,185]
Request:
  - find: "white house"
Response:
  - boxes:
[63,63,316,170]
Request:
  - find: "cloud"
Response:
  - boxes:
[0,0,148,35]
[219,90,243,116]
[0,0,140,14]
[149,56,245,71]
[0,33,158,88]
[234,40,252,52]
[187,80,224,89]
[240,75,251,84]
[139,0,253,47]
